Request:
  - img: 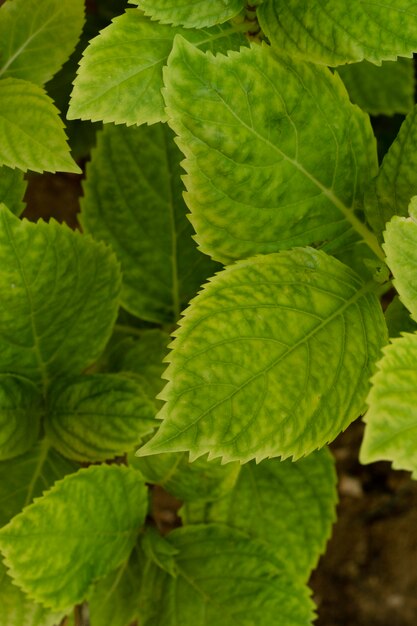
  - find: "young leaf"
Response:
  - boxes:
[138,248,387,463]
[44,374,157,462]
[81,124,218,323]
[0,166,26,216]
[164,39,380,264]
[361,333,417,476]
[0,375,42,461]
[68,10,246,127]
[0,0,85,86]
[0,465,148,612]
[135,0,245,28]
[142,527,178,576]
[0,206,121,387]
[385,296,417,338]
[257,0,417,65]
[337,59,415,117]
[0,78,80,173]
[182,449,337,581]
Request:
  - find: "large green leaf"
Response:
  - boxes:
[138,248,387,463]
[0,206,121,387]
[135,0,245,28]
[361,333,417,476]
[182,449,337,581]
[257,0,417,65]
[0,0,85,86]
[81,124,218,323]
[164,38,380,264]
[0,166,26,216]
[0,375,42,461]
[0,465,148,612]
[337,59,414,117]
[0,78,80,173]
[68,10,246,126]
[45,374,157,462]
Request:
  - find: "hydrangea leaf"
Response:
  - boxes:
[0,0,85,86]
[361,333,417,476]
[385,296,417,338]
[164,38,379,264]
[0,166,26,216]
[365,106,417,236]
[337,59,414,117]
[135,0,245,28]
[0,375,42,461]
[142,527,178,577]
[0,205,121,387]
[0,78,80,173]
[68,10,246,127]
[257,0,417,66]
[0,465,148,612]
[0,440,77,528]
[383,199,417,322]
[138,248,387,463]
[81,124,218,324]
[182,449,337,581]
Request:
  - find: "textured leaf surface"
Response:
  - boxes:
[0,166,26,216]
[0,375,42,460]
[68,10,246,126]
[258,0,417,65]
[338,59,414,117]
[0,78,79,173]
[361,334,417,475]
[182,449,337,581]
[385,296,417,338]
[164,39,379,263]
[81,124,218,323]
[0,0,85,85]
[45,374,156,462]
[136,0,245,28]
[0,465,147,611]
[138,249,387,463]
[0,206,121,387]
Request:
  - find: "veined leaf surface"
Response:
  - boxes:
[135,0,245,28]
[164,39,379,263]
[0,166,26,216]
[138,248,387,463]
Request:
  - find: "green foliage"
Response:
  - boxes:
[135,0,245,28]
[0,375,42,460]
[0,166,26,216]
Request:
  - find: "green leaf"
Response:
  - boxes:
[138,248,387,463]
[0,0,85,86]
[164,38,380,264]
[383,198,417,322]
[68,10,246,127]
[385,296,417,338]
[81,123,218,323]
[0,440,77,528]
[0,205,121,387]
[361,333,417,476]
[0,375,42,461]
[182,449,337,581]
[0,465,148,612]
[337,58,415,117]
[135,0,245,28]
[142,527,178,576]
[365,106,417,236]
[257,0,417,65]
[0,78,80,173]
[45,374,157,462]
[0,166,26,216]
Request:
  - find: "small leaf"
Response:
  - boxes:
[0,0,85,86]
[0,465,148,612]
[142,527,178,576]
[45,374,157,462]
[138,248,387,463]
[0,166,26,216]
[0,375,42,461]
[385,296,417,338]
[182,449,337,581]
[0,205,121,387]
[135,0,245,28]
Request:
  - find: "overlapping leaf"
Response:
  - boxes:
[135,0,245,28]
[138,248,387,463]
[0,465,147,611]
[0,206,121,387]
[164,39,379,263]
[0,166,26,216]
[81,124,218,323]
[257,0,417,65]
[0,375,42,460]
[385,296,417,338]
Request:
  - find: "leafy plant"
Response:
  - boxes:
[1,0,417,624]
